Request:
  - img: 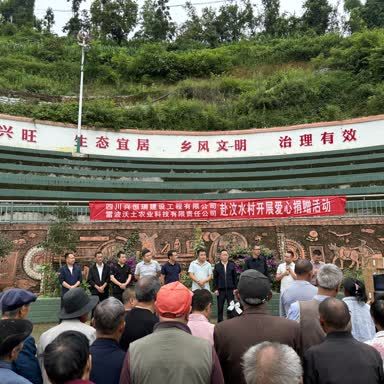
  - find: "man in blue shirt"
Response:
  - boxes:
[90,297,126,384]
[161,250,181,285]
[0,289,42,384]
[59,252,82,298]
[0,318,34,384]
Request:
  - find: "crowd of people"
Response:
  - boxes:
[1,245,384,384]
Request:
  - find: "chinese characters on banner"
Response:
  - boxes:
[89,196,346,221]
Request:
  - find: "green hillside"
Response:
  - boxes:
[1,29,384,131]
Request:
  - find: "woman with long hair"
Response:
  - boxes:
[342,277,375,342]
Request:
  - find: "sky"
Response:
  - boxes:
[34,0,327,35]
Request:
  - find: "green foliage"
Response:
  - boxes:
[0,0,35,27]
[0,233,13,258]
[192,227,205,254]
[123,230,141,258]
[41,204,79,265]
[138,0,176,41]
[362,0,384,29]
[302,0,333,35]
[179,270,192,288]
[90,0,138,44]
[39,263,60,297]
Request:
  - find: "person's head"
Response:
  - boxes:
[242,342,302,384]
[167,250,178,263]
[370,298,384,331]
[196,249,207,263]
[59,288,99,322]
[343,278,368,303]
[191,289,212,318]
[219,250,229,263]
[316,264,343,296]
[44,331,91,384]
[294,259,313,282]
[237,270,271,308]
[252,245,261,258]
[116,251,127,265]
[319,297,351,334]
[312,249,323,263]
[0,288,37,320]
[94,252,104,265]
[284,250,295,264]
[141,248,152,263]
[64,252,75,266]
[155,281,192,323]
[122,287,137,311]
[92,297,125,340]
[0,319,32,362]
[135,276,160,304]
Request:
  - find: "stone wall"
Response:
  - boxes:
[1,216,384,295]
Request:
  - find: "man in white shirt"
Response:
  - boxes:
[38,288,99,384]
[276,250,296,316]
[135,249,161,280]
[188,249,213,291]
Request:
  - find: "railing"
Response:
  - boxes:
[0,198,383,224]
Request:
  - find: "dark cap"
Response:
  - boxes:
[0,289,37,312]
[0,319,33,356]
[238,270,271,305]
[59,288,99,320]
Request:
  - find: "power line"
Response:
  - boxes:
[35,0,231,13]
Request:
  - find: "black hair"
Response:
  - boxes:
[167,250,176,258]
[141,248,151,258]
[94,251,103,257]
[343,277,368,303]
[196,248,206,256]
[312,249,322,256]
[295,259,313,276]
[371,299,384,329]
[116,251,126,258]
[192,289,212,312]
[319,297,350,330]
[43,331,89,384]
[64,252,73,260]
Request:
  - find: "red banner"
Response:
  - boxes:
[89,196,346,221]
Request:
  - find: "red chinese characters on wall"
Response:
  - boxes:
[279,129,358,149]
[90,196,346,222]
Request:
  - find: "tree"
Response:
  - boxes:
[43,7,55,33]
[63,0,86,36]
[302,0,332,35]
[215,0,255,43]
[262,0,280,36]
[91,0,138,44]
[362,0,384,29]
[0,0,35,26]
[41,204,79,266]
[344,0,366,33]
[138,0,176,41]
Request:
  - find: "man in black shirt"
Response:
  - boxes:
[110,251,132,303]
[119,276,160,351]
[161,250,181,285]
[304,297,384,384]
[244,245,268,277]
[213,250,238,322]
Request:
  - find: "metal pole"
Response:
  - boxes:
[76,45,85,154]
